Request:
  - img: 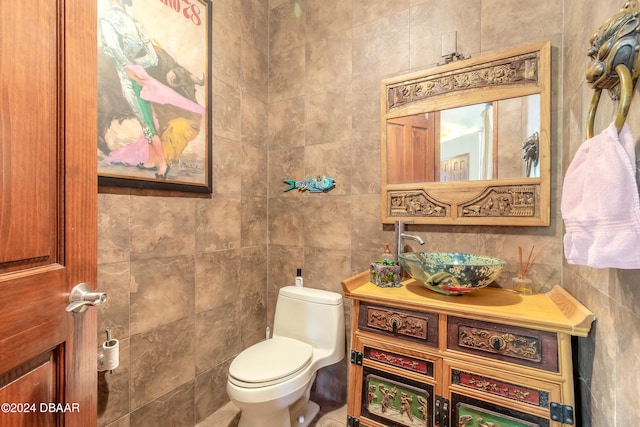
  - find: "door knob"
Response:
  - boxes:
[66,283,107,313]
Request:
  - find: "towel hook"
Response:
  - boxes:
[585,0,640,138]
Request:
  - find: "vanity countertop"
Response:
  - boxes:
[341,271,595,337]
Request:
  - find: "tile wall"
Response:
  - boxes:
[96,0,270,425]
[562,1,640,425]
[96,0,640,426]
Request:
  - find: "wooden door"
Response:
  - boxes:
[386,113,438,184]
[440,153,470,182]
[0,1,98,426]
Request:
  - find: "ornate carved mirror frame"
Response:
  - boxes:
[381,41,551,226]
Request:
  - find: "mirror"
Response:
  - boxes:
[381,41,550,225]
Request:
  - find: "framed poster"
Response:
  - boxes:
[97,0,212,193]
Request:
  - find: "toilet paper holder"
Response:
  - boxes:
[98,328,119,374]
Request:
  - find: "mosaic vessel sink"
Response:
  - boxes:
[398,252,505,296]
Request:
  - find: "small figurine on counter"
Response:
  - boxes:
[283,176,335,193]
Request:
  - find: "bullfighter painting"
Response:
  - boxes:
[97,0,211,192]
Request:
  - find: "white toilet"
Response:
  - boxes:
[226,286,345,427]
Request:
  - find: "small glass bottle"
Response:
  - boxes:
[512,275,533,295]
[295,268,303,287]
[381,243,394,262]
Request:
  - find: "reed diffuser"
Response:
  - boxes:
[513,245,542,294]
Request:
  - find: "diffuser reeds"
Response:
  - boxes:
[518,245,542,279]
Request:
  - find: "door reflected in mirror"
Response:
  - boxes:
[386,95,540,184]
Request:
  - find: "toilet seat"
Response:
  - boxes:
[228,337,313,388]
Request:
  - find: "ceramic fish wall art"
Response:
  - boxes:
[283,176,336,193]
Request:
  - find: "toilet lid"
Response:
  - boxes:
[229,337,312,386]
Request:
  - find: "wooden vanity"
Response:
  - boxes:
[341,271,594,427]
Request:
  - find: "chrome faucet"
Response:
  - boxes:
[395,220,425,261]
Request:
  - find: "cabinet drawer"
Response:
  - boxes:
[451,368,550,409]
[358,302,438,347]
[363,346,435,378]
[452,394,550,427]
[447,316,558,372]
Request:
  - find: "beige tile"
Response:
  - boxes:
[305,34,352,89]
[129,197,196,261]
[241,0,269,54]
[303,198,351,251]
[351,194,385,253]
[196,394,347,427]
[195,196,242,252]
[195,249,242,313]
[195,303,243,374]
[241,145,268,198]
[129,381,194,427]
[351,79,380,141]
[480,0,562,53]
[267,245,304,294]
[239,290,268,348]
[352,10,410,79]
[240,196,268,246]
[130,255,195,335]
[213,0,242,34]
[302,247,351,293]
[240,245,268,290]
[241,93,268,149]
[310,390,347,425]
[212,78,242,141]
[212,21,241,86]
[269,0,289,9]
[98,261,131,341]
[241,41,269,103]
[98,193,131,265]
[104,415,130,427]
[409,1,481,71]
[352,0,410,27]
[615,303,640,424]
[212,137,243,196]
[304,88,352,147]
[269,0,307,54]
[350,139,381,195]
[267,196,305,246]
[196,400,240,427]
[269,46,306,102]
[130,317,195,409]
[304,0,352,43]
[195,361,235,424]
[268,96,306,151]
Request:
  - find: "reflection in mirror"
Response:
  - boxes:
[387,95,540,184]
[440,102,494,182]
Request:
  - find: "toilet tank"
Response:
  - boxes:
[273,286,345,364]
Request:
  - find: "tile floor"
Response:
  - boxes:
[196,393,347,427]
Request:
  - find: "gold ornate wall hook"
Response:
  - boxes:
[587,63,635,138]
[585,0,640,138]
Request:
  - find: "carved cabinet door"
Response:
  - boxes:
[348,333,440,427]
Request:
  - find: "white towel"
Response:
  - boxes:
[561,122,640,269]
